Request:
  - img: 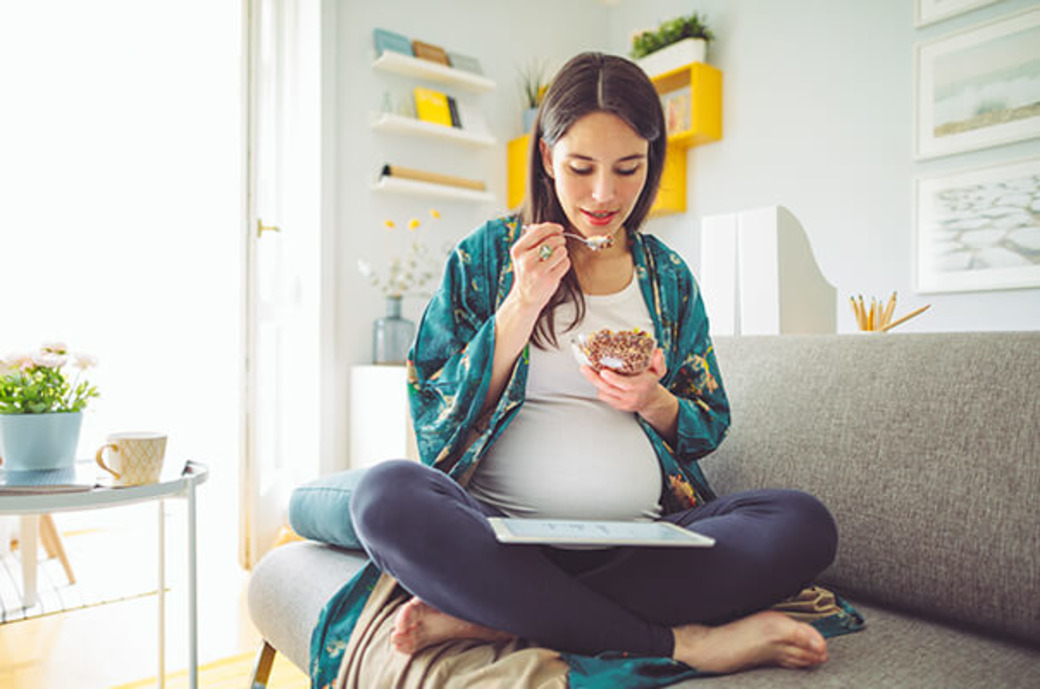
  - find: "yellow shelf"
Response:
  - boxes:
[649,62,722,216]
[506,134,530,210]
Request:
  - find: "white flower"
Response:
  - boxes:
[32,351,67,369]
[73,353,98,369]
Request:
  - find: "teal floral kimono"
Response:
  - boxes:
[310,216,863,688]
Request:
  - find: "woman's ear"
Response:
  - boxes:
[539,139,554,180]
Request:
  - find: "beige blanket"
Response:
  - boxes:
[335,573,846,689]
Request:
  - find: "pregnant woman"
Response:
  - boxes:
[349,51,838,676]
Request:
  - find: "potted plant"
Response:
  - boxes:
[517,61,549,133]
[0,343,99,471]
[630,12,715,77]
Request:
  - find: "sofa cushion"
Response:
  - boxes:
[703,333,1040,647]
[680,600,1040,689]
[248,541,368,670]
[288,467,368,550]
[248,544,1040,688]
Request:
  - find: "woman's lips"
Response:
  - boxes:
[581,209,618,227]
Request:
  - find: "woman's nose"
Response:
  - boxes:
[591,171,615,202]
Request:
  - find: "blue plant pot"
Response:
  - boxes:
[0,412,83,471]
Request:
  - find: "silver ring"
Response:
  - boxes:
[538,245,553,262]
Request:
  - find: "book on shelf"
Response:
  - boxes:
[412,40,450,66]
[381,164,486,191]
[373,28,413,57]
[0,461,100,494]
[447,96,462,128]
[447,52,483,75]
[414,87,453,127]
[661,87,692,136]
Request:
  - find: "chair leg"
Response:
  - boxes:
[249,640,277,689]
[39,514,76,584]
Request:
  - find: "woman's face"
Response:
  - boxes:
[540,111,649,239]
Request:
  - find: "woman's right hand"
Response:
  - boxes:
[510,223,570,311]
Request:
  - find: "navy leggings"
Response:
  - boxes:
[350,460,837,658]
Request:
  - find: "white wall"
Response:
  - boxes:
[608,0,1040,333]
[330,0,610,467]
[331,0,1040,467]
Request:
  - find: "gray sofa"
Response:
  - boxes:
[248,332,1040,688]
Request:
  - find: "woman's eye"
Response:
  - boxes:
[568,166,593,176]
[616,167,640,176]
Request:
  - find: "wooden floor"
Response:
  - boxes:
[0,477,267,688]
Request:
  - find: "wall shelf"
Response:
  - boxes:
[371,112,496,147]
[373,51,496,93]
[372,176,496,204]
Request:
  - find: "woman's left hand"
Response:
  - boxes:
[580,348,671,414]
[581,348,679,440]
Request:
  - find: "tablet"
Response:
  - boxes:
[487,517,715,548]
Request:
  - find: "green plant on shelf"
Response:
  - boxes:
[630,12,715,59]
[517,60,549,110]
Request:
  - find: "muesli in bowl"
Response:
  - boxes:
[572,328,656,375]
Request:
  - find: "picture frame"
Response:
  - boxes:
[915,157,1040,293]
[914,7,1040,159]
[914,0,999,27]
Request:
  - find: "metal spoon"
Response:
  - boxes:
[522,224,615,252]
[561,232,615,251]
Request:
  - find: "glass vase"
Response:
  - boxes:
[372,295,415,365]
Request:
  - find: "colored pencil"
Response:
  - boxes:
[881,304,931,332]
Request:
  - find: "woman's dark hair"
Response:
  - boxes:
[520,52,666,349]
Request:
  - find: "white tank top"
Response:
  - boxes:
[468,274,663,520]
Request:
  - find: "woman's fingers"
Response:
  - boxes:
[508,223,570,309]
[514,222,563,255]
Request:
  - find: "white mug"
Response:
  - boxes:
[95,432,167,486]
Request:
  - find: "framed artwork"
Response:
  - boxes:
[914,7,1040,159]
[914,0,999,27]
[915,157,1040,293]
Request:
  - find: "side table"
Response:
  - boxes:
[0,461,208,689]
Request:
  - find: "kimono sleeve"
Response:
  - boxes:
[667,263,731,465]
[406,225,500,467]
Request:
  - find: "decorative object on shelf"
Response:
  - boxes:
[517,61,549,133]
[0,343,99,471]
[630,12,714,77]
[447,52,483,75]
[373,28,413,58]
[380,164,486,192]
[915,156,1040,293]
[915,7,1040,159]
[914,0,999,27]
[849,293,932,332]
[412,39,450,66]
[358,210,442,364]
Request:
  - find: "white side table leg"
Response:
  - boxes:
[158,499,166,689]
[19,515,39,609]
[187,479,198,689]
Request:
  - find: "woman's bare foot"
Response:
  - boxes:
[391,597,515,655]
[672,611,829,674]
